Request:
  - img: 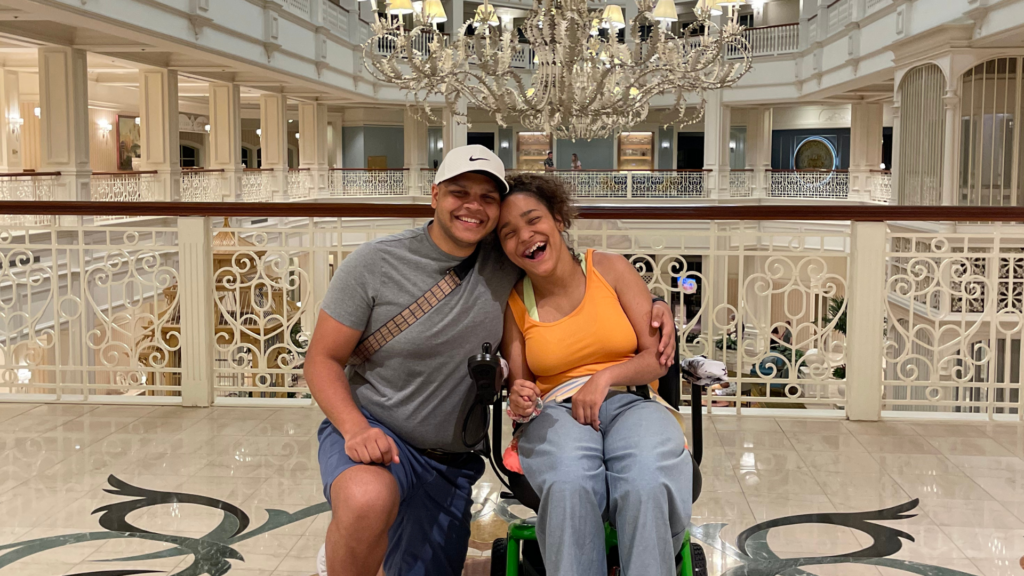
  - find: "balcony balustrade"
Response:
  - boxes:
[0,201,1020,422]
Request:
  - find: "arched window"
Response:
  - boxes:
[959,57,1024,206]
[897,64,945,206]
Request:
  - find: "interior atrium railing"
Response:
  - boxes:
[0,202,1021,421]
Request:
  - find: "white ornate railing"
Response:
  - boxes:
[728,170,755,198]
[329,169,408,197]
[510,45,536,69]
[284,0,311,18]
[807,14,818,44]
[321,0,349,37]
[242,169,274,203]
[2,203,1023,419]
[871,170,892,203]
[769,170,850,199]
[287,169,311,200]
[734,24,800,58]
[630,171,708,199]
[827,0,852,35]
[180,169,223,202]
[0,172,58,226]
[420,168,437,195]
[374,31,446,58]
[91,173,159,221]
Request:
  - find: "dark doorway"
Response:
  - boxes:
[676,133,705,169]
[468,132,495,151]
[180,145,199,168]
[882,127,893,170]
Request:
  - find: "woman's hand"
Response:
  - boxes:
[509,379,541,417]
[572,374,612,431]
[651,300,677,367]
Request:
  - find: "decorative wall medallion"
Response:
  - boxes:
[794,136,838,170]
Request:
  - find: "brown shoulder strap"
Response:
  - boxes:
[346,248,479,366]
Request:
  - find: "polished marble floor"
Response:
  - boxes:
[0,402,1022,576]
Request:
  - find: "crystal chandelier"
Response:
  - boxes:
[364,0,752,140]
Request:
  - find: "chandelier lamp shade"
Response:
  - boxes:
[368,0,752,140]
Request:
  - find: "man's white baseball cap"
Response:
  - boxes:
[433,144,509,196]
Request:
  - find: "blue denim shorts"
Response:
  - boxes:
[317,412,485,576]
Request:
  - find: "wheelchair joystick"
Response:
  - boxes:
[468,342,502,406]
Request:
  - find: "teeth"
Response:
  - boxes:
[526,242,545,256]
[457,216,481,224]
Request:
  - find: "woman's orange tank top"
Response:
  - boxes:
[507,249,640,396]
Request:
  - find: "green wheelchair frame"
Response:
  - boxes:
[488,346,708,576]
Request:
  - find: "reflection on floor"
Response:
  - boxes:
[0,403,1022,576]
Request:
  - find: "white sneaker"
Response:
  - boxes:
[317,543,328,576]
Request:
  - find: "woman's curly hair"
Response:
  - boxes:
[504,173,578,230]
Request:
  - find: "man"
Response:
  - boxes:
[305,144,676,576]
[543,150,554,171]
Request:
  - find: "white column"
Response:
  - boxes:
[941,92,959,206]
[891,99,902,203]
[328,113,344,168]
[848,102,883,202]
[38,47,90,202]
[442,102,467,154]
[138,68,180,201]
[747,106,773,197]
[299,102,330,198]
[703,90,731,199]
[404,109,428,195]
[0,70,23,172]
[846,221,886,421]
[208,82,243,200]
[445,0,464,30]
[178,216,215,407]
[259,93,290,201]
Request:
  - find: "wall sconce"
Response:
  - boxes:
[204,124,211,132]
[98,121,113,137]
[295,133,300,140]
[437,140,443,149]
[256,128,262,137]
[729,141,736,150]
[7,114,23,135]
[661,141,670,149]
[33,107,40,118]
[135,117,141,125]
[501,141,509,149]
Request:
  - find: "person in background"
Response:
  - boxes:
[571,153,582,170]
[544,151,555,171]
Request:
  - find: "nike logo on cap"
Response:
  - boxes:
[468,156,487,161]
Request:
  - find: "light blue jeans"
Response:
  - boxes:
[518,391,693,576]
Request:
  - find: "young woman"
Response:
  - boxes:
[498,173,692,576]
[571,153,582,170]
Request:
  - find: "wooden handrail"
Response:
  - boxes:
[5,202,1024,222]
[329,168,409,171]
[244,168,275,172]
[730,168,754,172]
[181,168,226,173]
[871,169,892,173]
[288,168,311,172]
[827,0,841,8]
[768,169,849,173]
[0,171,61,178]
[745,22,799,31]
[92,171,159,176]
[808,14,818,21]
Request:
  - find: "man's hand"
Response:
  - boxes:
[345,426,400,466]
[651,300,677,367]
[572,374,612,431]
[509,379,541,417]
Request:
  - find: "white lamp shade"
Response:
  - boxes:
[387,0,414,16]
[423,0,447,22]
[602,5,626,29]
[652,0,677,23]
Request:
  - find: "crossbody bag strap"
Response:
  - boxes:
[346,247,479,366]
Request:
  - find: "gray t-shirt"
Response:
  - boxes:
[321,222,520,452]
